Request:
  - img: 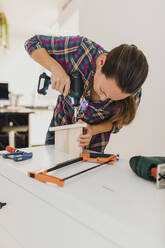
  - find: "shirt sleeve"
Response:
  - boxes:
[24,35,84,71]
[111,89,142,134]
[24,35,83,55]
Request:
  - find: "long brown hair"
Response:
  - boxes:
[102,44,148,128]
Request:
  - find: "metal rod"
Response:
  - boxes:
[62,159,112,181]
[47,157,83,173]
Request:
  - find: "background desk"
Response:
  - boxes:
[0,107,53,149]
[0,146,164,248]
[0,108,33,149]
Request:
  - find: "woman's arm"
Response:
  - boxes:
[30,47,61,73]
[90,119,113,135]
[29,47,70,96]
[24,35,83,95]
[77,119,113,148]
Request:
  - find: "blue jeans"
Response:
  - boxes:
[45,116,55,145]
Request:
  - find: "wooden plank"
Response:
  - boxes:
[68,128,82,156]
[49,123,86,132]
[52,123,86,156]
[55,129,68,154]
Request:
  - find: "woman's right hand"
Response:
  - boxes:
[51,65,71,97]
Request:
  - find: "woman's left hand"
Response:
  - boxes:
[77,120,93,148]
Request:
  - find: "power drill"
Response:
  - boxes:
[129,155,165,189]
[38,71,84,122]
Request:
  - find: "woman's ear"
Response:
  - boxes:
[97,54,107,69]
[101,55,107,66]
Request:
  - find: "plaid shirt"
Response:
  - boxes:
[25,35,141,152]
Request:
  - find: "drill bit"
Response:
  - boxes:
[73,107,79,123]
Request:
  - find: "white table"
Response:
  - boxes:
[0,146,164,248]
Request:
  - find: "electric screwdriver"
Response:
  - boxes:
[38,71,84,121]
[129,155,165,189]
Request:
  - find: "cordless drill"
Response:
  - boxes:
[129,155,165,189]
[38,71,84,122]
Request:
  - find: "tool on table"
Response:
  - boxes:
[0,152,6,156]
[0,146,20,156]
[38,71,84,122]
[6,145,20,153]
[0,202,7,209]
[2,146,33,162]
[129,156,165,189]
[28,152,119,187]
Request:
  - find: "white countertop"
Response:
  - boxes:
[0,145,164,248]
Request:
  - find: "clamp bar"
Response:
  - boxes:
[47,157,83,173]
[63,158,114,181]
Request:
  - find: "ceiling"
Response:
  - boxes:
[0,0,68,36]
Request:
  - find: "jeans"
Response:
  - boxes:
[45,116,55,145]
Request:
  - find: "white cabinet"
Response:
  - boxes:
[29,109,53,146]
[0,174,115,248]
[0,146,164,248]
[0,225,22,248]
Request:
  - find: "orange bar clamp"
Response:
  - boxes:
[28,153,119,187]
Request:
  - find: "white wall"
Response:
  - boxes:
[0,0,79,107]
[79,0,165,158]
[0,33,58,107]
[1,0,164,157]
[0,33,41,106]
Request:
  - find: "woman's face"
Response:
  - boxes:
[93,54,130,101]
[93,71,130,101]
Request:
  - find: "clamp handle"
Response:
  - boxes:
[2,151,24,158]
[82,152,119,165]
[13,152,33,162]
[2,151,33,162]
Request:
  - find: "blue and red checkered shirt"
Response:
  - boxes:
[25,35,141,152]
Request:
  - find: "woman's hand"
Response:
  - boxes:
[77,120,93,148]
[51,65,70,96]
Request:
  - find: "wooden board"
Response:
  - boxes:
[49,123,87,156]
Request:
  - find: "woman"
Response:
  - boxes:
[25,35,148,152]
